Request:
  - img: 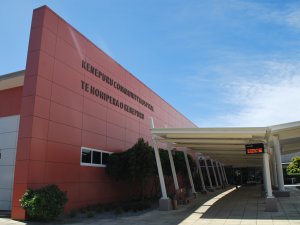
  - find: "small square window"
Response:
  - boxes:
[102,152,109,165]
[93,151,101,164]
[81,147,111,167]
[82,149,91,163]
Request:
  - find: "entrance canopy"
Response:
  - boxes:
[151,121,300,167]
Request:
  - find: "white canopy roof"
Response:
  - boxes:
[151,121,300,167]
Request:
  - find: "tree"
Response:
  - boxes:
[127,138,156,198]
[287,156,300,175]
[106,151,129,180]
[106,138,156,198]
[173,151,197,187]
[106,139,198,199]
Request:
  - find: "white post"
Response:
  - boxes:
[263,149,278,212]
[150,118,168,199]
[270,151,278,188]
[272,136,285,191]
[216,162,223,187]
[221,164,228,185]
[184,150,196,194]
[167,145,179,191]
[262,160,268,194]
[220,163,225,181]
[195,157,207,192]
[263,152,273,198]
[269,151,274,186]
[204,158,214,190]
[271,151,278,188]
[211,159,220,188]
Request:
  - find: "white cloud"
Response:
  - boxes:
[284,9,300,29]
[242,3,300,31]
[221,61,300,127]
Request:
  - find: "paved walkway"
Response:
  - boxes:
[1,185,299,225]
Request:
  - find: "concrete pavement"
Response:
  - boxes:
[1,185,299,225]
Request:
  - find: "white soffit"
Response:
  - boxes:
[270,121,300,154]
[151,122,300,167]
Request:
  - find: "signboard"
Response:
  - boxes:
[245,143,264,154]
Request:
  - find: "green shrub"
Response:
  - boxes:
[86,204,96,211]
[114,206,123,214]
[95,204,104,213]
[104,203,117,211]
[69,209,77,218]
[287,156,300,175]
[87,211,95,218]
[20,184,68,221]
[80,207,87,214]
[120,200,151,212]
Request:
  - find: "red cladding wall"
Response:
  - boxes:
[12,6,196,220]
[0,87,22,117]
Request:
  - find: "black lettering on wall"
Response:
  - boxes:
[82,60,154,112]
[80,80,144,120]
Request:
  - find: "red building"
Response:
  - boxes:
[0,6,196,220]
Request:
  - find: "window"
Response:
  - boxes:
[82,149,92,163]
[80,147,112,167]
[92,151,101,164]
[102,152,109,165]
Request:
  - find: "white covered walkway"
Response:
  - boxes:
[150,119,300,212]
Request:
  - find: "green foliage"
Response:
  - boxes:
[127,138,156,182]
[87,211,95,218]
[106,151,129,180]
[80,207,87,214]
[173,151,196,176]
[114,206,123,214]
[106,138,155,198]
[287,156,300,175]
[95,204,104,213]
[20,184,68,221]
[120,199,151,212]
[68,209,77,218]
[159,149,172,176]
[173,151,197,186]
[106,138,197,199]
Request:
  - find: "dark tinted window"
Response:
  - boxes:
[82,149,91,163]
[102,152,109,165]
[93,151,101,164]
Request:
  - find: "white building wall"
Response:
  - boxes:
[0,115,20,211]
[281,152,300,163]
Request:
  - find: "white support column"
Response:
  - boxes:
[184,150,196,194]
[150,118,170,210]
[195,157,207,192]
[167,145,179,191]
[269,151,274,186]
[271,151,278,188]
[211,159,220,188]
[263,152,273,197]
[263,150,278,211]
[219,163,225,181]
[262,159,268,193]
[204,158,214,190]
[272,136,285,191]
[221,164,228,185]
[216,161,223,187]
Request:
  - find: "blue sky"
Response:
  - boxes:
[1,0,300,127]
